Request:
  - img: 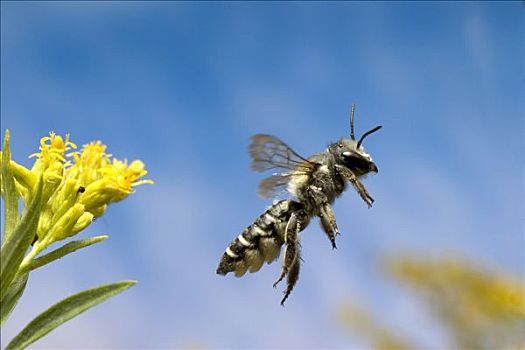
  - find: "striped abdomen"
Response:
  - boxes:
[216,200,305,277]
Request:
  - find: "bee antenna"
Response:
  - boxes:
[350,103,356,140]
[357,125,382,149]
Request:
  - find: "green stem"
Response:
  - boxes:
[19,242,44,273]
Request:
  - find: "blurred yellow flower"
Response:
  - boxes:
[388,257,525,319]
[340,256,525,350]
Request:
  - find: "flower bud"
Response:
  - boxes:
[42,160,64,204]
[79,178,121,215]
[71,211,95,235]
[50,178,80,215]
[46,203,86,242]
[37,206,53,240]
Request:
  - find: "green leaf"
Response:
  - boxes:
[21,235,108,273]
[1,130,20,243]
[0,176,43,303]
[0,273,29,325]
[6,280,137,350]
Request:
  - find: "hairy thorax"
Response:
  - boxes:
[287,152,346,214]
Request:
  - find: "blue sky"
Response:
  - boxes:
[1,2,523,348]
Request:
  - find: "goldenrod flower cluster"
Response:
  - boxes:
[340,257,525,349]
[1,131,153,256]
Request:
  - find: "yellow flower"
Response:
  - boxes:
[21,132,76,207]
[30,132,76,172]
[79,159,153,216]
[2,130,152,250]
[100,159,153,197]
[66,141,110,187]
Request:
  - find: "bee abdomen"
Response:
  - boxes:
[216,200,302,277]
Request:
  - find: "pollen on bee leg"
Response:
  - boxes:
[234,261,248,277]
[245,249,264,273]
[260,237,281,263]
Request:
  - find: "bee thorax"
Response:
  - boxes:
[287,173,310,198]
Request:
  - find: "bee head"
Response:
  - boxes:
[329,104,382,176]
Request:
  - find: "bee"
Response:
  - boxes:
[216,104,382,305]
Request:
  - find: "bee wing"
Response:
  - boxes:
[257,172,308,199]
[249,134,318,199]
[249,134,317,172]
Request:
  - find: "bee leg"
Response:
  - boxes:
[273,211,300,288]
[280,245,301,306]
[273,207,309,297]
[319,203,339,249]
[335,164,374,208]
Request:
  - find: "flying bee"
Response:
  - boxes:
[216,104,382,305]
